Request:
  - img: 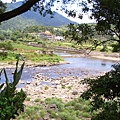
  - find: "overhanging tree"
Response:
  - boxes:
[65,0,120,52]
[0,0,79,23]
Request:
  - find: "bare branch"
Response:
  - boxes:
[0,0,40,22]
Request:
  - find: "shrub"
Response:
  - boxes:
[44,86,49,90]
[0,58,26,120]
[26,97,30,101]
[81,63,120,120]
[112,43,120,52]
[34,98,41,102]
[0,41,13,50]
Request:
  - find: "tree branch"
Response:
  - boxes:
[0,0,40,22]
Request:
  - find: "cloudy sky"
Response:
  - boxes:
[1,0,95,23]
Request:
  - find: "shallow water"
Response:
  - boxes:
[0,52,118,87]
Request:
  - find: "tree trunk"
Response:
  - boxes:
[0,0,39,22]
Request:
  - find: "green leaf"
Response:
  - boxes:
[3,68,11,97]
[13,62,25,86]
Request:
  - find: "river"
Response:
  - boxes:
[0,52,118,87]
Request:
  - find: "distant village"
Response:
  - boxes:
[30,31,65,41]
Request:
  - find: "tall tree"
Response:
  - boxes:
[65,0,120,51]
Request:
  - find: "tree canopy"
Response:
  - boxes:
[65,0,120,51]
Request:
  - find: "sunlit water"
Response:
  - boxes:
[0,52,119,87]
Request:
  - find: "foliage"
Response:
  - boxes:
[65,23,119,52]
[65,0,120,51]
[81,63,120,119]
[23,25,64,36]
[0,1,6,14]
[0,41,64,63]
[0,57,26,120]
[23,25,54,33]
[16,97,91,120]
[0,41,13,50]
[111,43,120,52]
[81,0,120,40]
[24,53,63,63]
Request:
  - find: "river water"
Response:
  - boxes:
[0,52,118,86]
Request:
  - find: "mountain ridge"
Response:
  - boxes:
[0,1,77,30]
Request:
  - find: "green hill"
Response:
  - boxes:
[0,2,77,31]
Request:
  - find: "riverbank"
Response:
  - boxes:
[0,51,119,69]
[89,51,120,61]
[0,60,69,69]
[60,51,120,62]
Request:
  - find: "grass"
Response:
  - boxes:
[12,42,42,50]
[16,97,92,120]
[44,86,49,90]
[24,53,63,63]
[0,51,17,62]
[26,97,30,101]
[0,41,63,63]
[34,98,41,102]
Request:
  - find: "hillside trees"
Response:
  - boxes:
[0,0,76,22]
[1,0,119,51]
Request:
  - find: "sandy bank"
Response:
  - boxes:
[0,60,69,69]
[89,51,120,61]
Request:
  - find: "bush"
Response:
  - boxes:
[81,63,120,120]
[0,41,13,50]
[0,58,26,120]
[112,43,120,52]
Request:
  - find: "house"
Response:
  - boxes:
[38,31,55,41]
[55,36,64,41]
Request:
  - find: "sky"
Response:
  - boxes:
[1,0,95,24]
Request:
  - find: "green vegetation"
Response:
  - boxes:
[0,58,26,120]
[44,86,49,90]
[0,41,63,63]
[16,97,92,120]
[1,0,120,120]
[65,23,120,52]
[34,98,41,102]
[81,63,120,120]
[67,85,72,90]
[0,1,76,30]
[1,25,119,53]
[26,97,30,101]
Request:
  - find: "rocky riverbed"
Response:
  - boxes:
[19,67,104,106]
[21,75,88,105]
